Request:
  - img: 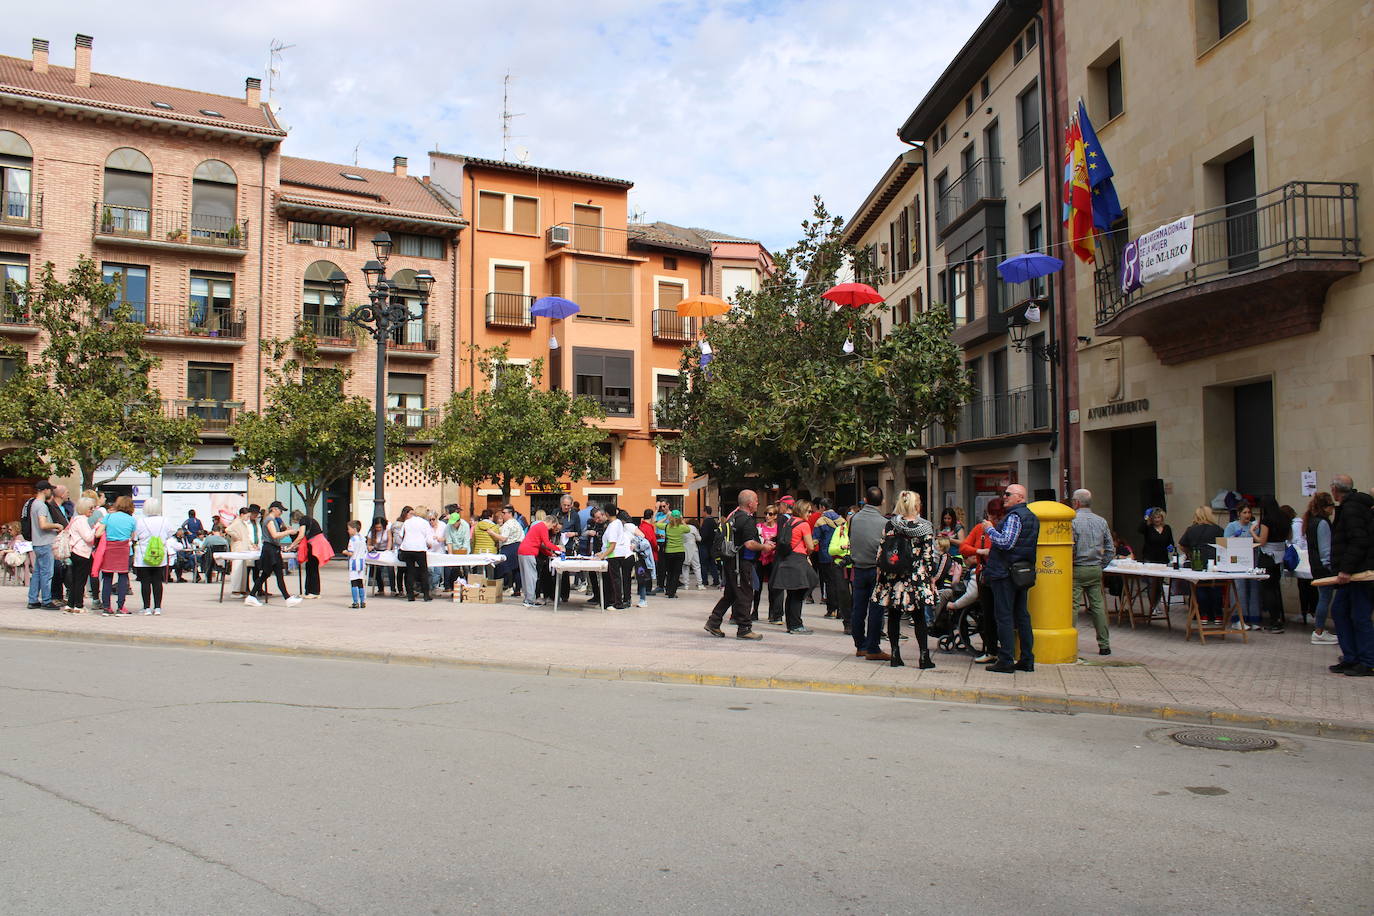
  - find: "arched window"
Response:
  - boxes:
[0,130,34,224]
[102,147,153,235]
[191,159,237,241]
[387,269,427,347]
[302,260,343,339]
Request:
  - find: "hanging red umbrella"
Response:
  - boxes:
[822,282,884,308]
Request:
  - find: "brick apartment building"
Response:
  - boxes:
[0,35,766,535]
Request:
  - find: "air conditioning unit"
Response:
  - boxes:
[548,225,572,246]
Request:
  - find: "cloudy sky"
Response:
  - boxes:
[14,0,996,251]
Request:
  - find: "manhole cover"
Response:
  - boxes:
[1169,729,1278,752]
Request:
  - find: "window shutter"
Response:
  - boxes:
[477,192,505,231]
[512,197,538,235]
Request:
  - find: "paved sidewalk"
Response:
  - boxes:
[2,566,1370,739]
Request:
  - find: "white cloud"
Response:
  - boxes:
[14,0,996,250]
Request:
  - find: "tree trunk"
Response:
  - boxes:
[500,473,512,505]
[796,462,828,503]
[885,453,908,508]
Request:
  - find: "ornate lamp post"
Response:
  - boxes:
[327,231,435,521]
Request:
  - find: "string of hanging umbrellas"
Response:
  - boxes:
[528,250,1064,362]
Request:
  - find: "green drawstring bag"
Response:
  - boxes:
[828,520,850,559]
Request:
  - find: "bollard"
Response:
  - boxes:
[1027,500,1078,664]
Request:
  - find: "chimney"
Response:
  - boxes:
[31,39,49,75]
[393,156,408,177]
[74,34,93,88]
[245,77,261,107]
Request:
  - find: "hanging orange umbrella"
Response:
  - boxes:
[675,293,732,318]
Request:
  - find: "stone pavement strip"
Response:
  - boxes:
[2,566,1370,741]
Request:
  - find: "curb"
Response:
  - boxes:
[5,625,1371,743]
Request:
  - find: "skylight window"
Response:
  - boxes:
[151,101,173,110]
[341,172,367,181]
[198,108,225,118]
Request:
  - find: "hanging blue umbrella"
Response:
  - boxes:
[996,253,1064,285]
[530,296,581,319]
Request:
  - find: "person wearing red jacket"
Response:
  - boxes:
[639,511,661,566]
[960,497,1004,663]
[517,519,563,608]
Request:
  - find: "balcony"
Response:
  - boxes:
[650,400,678,431]
[580,392,633,417]
[1094,181,1361,364]
[936,158,1004,237]
[386,322,440,358]
[651,309,695,343]
[0,295,37,335]
[129,302,247,346]
[166,399,243,435]
[485,292,535,328]
[948,277,1044,350]
[287,221,355,250]
[1,191,41,236]
[926,385,1052,451]
[546,223,630,258]
[389,408,440,442]
[1017,124,1042,181]
[300,313,358,352]
[93,203,249,257]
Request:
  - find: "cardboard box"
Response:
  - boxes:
[1213,537,1254,572]
[461,585,502,604]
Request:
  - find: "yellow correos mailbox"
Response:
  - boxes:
[1027,500,1077,664]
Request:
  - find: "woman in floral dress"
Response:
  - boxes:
[870,490,938,669]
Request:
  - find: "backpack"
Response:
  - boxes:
[20,498,34,540]
[143,529,166,566]
[876,524,914,577]
[773,517,795,561]
[715,510,741,561]
[828,520,850,559]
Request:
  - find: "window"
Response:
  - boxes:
[949,267,968,327]
[939,125,948,147]
[1,253,28,320]
[654,373,681,427]
[655,278,686,316]
[659,447,685,483]
[991,348,1009,435]
[980,77,990,101]
[476,191,539,234]
[573,348,633,415]
[392,232,445,259]
[191,160,237,241]
[1025,22,1037,50]
[387,373,426,427]
[1017,82,1042,180]
[1025,207,1044,297]
[302,260,343,338]
[102,262,148,322]
[187,362,232,401]
[102,147,153,235]
[915,288,924,314]
[0,355,20,384]
[590,442,616,483]
[1089,43,1125,123]
[289,221,353,249]
[0,130,34,224]
[896,296,911,325]
[189,271,234,331]
[969,250,986,321]
[910,197,922,265]
[387,270,429,347]
[720,267,757,301]
[575,261,632,321]
[572,204,602,250]
[1013,37,1024,63]
[965,96,974,118]
[663,256,678,271]
[1217,0,1248,39]
[895,208,910,276]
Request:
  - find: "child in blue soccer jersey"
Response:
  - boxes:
[346,520,367,608]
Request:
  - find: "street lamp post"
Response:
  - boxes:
[328,232,435,522]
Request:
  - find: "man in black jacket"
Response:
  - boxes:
[1328,474,1374,676]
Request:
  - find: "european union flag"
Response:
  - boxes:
[1077,100,1124,230]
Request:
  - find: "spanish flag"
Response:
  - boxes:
[1062,116,1095,263]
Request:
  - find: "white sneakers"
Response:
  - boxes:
[1311,630,1339,644]
[153,607,162,616]
[141,609,152,615]
[637,599,648,608]
[286,596,303,607]
[243,595,263,607]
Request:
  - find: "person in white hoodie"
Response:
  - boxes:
[133,498,177,615]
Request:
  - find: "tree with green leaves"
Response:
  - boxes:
[656,198,882,497]
[228,329,406,512]
[658,198,973,501]
[0,256,201,489]
[428,345,610,504]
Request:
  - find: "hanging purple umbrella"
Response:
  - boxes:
[996,253,1064,284]
[530,296,581,319]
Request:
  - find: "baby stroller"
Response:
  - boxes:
[934,577,983,654]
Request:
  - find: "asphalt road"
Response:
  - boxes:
[1,636,1370,915]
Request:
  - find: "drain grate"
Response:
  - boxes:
[1169,729,1278,752]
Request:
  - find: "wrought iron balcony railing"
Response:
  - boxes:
[127,302,247,340]
[94,202,249,250]
[927,384,1051,446]
[388,321,439,353]
[300,312,356,345]
[651,309,695,342]
[1018,124,1042,181]
[485,291,535,328]
[389,408,441,440]
[166,399,244,432]
[1094,181,1361,326]
[936,158,1004,236]
[2,191,41,229]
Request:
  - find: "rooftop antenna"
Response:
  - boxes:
[353,142,361,166]
[266,39,295,126]
[515,145,531,165]
[501,71,524,161]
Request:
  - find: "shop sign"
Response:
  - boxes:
[1087,398,1149,421]
[524,482,568,494]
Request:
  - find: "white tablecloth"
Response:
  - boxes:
[550,557,609,613]
[1104,561,1268,582]
[366,552,503,569]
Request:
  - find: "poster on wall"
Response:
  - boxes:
[1301,470,1318,497]
[161,492,246,530]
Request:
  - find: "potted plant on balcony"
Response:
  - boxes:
[226,223,243,246]
[166,227,185,241]
[100,206,114,233]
